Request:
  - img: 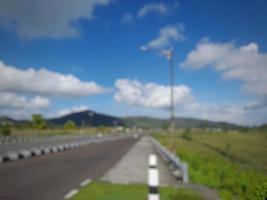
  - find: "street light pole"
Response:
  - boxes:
[168,49,176,154]
[141,47,176,153]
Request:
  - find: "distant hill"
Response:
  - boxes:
[258,123,267,132]
[0,117,26,125]
[48,110,124,127]
[123,116,239,129]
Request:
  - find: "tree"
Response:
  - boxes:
[64,120,77,130]
[32,114,47,129]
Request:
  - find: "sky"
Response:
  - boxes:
[0,0,267,125]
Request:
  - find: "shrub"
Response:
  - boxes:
[31,114,47,129]
[64,120,77,130]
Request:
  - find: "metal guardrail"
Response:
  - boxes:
[150,137,189,183]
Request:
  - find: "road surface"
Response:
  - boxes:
[0,137,137,200]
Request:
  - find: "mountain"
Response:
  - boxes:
[0,110,240,129]
[48,110,124,127]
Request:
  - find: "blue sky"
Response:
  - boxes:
[0,0,267,125]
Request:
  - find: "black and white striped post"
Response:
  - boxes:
[148,154,159,200]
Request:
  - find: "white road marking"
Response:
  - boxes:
[63,189,79,199]
[80,179,91,187]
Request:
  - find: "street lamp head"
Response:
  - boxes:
[161,48,173,60]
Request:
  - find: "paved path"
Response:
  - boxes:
[101,136,177,186]
[0,137,137,200]
[101,136,220,200]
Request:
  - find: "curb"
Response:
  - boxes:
[0,136,131,165]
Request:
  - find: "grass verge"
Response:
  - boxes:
[154,131,267,200]
[71,181,203,200]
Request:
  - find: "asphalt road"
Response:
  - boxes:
[0,137,137,200]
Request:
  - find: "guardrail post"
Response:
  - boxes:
[148,154,160,200]
[181,162,189,183]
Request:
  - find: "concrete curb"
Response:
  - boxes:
[3,151,19,161]
[0,135,131,164]
[19,150,31,159]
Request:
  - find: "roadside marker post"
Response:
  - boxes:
[181,162,189,183]
[148,154,160,200]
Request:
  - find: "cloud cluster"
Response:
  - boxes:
[114,79,194,109]
[0,92,50,110]
[181,39,267,96]
[113,78,267,125]
[0,92,50,120]
[0,60,106,119]
[55,105,89,117]
[120,13,134,24]
[121,2,169,25]
[138,3,168,18]
[0,0,111,39]
[141,24,185,51]
[0,60,106,97]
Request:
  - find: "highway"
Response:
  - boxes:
[0,137,137,200]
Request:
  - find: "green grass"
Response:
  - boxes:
[192,131,267,174]
[71,181,203,200]
[154,131,267,200]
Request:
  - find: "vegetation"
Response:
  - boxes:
[64,120,77,130]
[71,181,203,200]
[154,130,267,200]
[0,123,11,136]
[31,114,47,129]
[123,116,239,129]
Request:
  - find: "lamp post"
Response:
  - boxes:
[163,48,176,154]
[141,47,176,154]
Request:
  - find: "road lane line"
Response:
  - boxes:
[63,189,79,199]
[80,179,91,187]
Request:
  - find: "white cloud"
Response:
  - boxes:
[185,101,267,126]
[0,60,107,97]
[0,109,35,120]
[141,24,185,51]
[114,79,194,109]
[114,79,267,125]
[0,92,50,120]
[55,105,89,117]
[0,92,50,110]
[0,0,111,39]
[120,13,133,24]
[181,39,267,96]
[138,3,168,18]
